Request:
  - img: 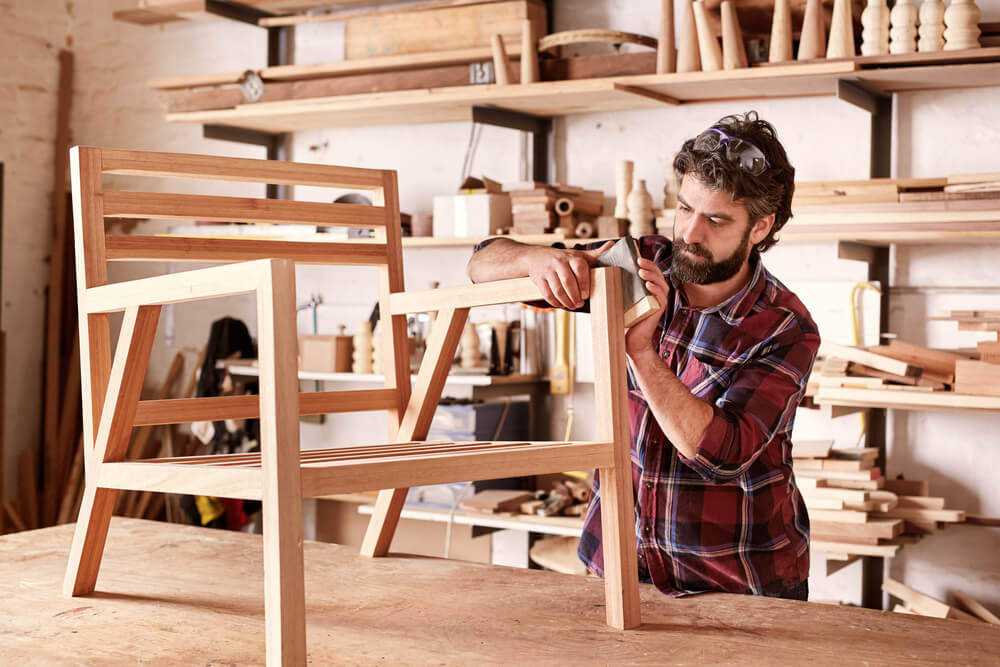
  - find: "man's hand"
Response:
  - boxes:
[527,240,614,310]
[625,256,670,358]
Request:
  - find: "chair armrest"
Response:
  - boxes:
[388,277,544,315]
[85,258,281,313]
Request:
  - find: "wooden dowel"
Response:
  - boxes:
[657,0,676,73]
[491,34,513,85]
[521,19,539,83]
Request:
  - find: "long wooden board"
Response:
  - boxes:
[5,519,1000,663]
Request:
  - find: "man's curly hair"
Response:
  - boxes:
[673,111,795,254]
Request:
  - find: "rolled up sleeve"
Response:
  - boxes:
[682,326,820,482]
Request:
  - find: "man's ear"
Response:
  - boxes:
[750,213,775,246]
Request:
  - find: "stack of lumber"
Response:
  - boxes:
[503,182,604,238]
[794,173,1000,206]
[932,310,1000,396]
[885,578,1000,625]
[813,340,971,395]
[795,440,966,560]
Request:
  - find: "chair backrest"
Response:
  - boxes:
[70,146,411,453]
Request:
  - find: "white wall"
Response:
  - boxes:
[2,0,998,611]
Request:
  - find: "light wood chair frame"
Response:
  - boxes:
[65,146,640,665]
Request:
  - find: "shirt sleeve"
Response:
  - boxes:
[682,321,820,483]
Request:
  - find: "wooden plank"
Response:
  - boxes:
[883,340,966,379]
[884,479,929,497]
[883,578,952,619]
[952,590,1000,625]
[85,260,268,313]
[303,441,613,497]
[102,191,387,228]
[811,518,902,540]
[99,148,386,189]
[806,509,870,524]
[133,389,399,425]
[255,258,306,665]
[820,342,919,377]
[871,507,965,522]
[259,0,504,27]
[390,277,542,314]
[811,540,901,558]
[815,386,1000,412]
[42,50,74,528]
[344,0,546,60]
[795,467,881,482]
[98,461,262,499]
[147,70,246,90]
[64,304,160,596]
[897,495,945,510]
[104,235,389,266]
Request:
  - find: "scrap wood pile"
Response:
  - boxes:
[932,310,1000,396]
[811,339,985,398]
[794,440,965,561]
[885,577,1000,625]
[503,181,604,239]
[459,478,592,518]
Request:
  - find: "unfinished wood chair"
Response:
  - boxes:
[65,147,640,665]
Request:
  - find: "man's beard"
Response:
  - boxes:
[671,223,753,285]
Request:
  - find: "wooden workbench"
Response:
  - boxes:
[2,519,997,665]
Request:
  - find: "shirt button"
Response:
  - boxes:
[644,481,653,489]
[643,524,651,535]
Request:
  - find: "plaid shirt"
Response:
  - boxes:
[574,235,820,597]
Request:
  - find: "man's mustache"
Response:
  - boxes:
[674,238,711,259]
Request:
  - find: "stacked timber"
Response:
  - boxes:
[812,340,971,395]
[504,182,604,238]
[794,440,965,559]
[794,172,1000,206]
[935,310,1000,396]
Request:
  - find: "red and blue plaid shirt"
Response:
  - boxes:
[576,235,819,597]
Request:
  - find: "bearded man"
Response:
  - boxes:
[466,112,819,600]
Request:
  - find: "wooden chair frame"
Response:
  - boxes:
[65,147,640,665]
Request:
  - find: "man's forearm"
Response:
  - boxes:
[627,347,714,460]
[467,238,537,283]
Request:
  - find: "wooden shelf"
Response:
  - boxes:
[815,386,1000,413]
[164,56,1000,133]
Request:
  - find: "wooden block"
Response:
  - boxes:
[978,341,1000,363]
[299,333,353,373]
[807,509,870,524]
[884,340,966,378]
[883,578,952,619]
[822,458,875,472]
[595,237,660,329]
[954,359,1000,396]
[811,540,900,558]
[793,439,834,458]
[822,477,885,491]
[460,489,536,514]
[811,517,902,540]
[829,447,879,461]
[897,495,945,510]
[345,0,546,60]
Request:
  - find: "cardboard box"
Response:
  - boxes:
[299,334,353,373]
[432,193,511,238]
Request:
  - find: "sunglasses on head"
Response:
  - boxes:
[693,128,771,176]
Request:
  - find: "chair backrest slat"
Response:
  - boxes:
[99,148,387,189]
[104,235,390,265]
[103,190,388,228]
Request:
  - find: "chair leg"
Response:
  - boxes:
[360,487,408,557]
[598,465,642,630]
[63,484,118,596]
[257,258,306,665]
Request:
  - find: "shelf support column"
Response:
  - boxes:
[472,106,552,183]
[837,240,890,610]
[836,80,892,179]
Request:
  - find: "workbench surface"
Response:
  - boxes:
[2,519,996,665]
